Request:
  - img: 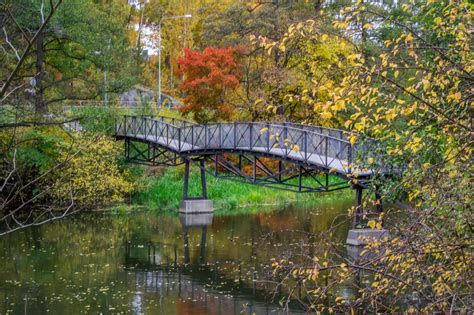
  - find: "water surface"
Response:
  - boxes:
[0,197,353,314]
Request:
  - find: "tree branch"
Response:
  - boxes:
[0,0,63,100]
[0,117,80,129]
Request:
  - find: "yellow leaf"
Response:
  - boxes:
[335,296,344,303]
[267,45,274,55]
[349,135,358,145]
[320,111,333,120]
[367,220,376,229]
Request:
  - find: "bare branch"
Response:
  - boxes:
[2,27,21,61]
[0,83,24,103]
[0,0,63,100]
[0,117,81,129]
[40,0,45,23]
[0,149,16,193]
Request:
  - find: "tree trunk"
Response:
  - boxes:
[314,0,323,13]
[34,32,46,114]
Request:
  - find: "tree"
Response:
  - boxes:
[177,46,243,122]
[255,20,356,124]
[1,0,137,113]
[0,0,138,236]
[265,0,473,312]
[0,0,63,104]
[198,3,290,121]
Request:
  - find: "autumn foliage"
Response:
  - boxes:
[177,47,243,122]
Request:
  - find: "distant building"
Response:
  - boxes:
[128,0,142,9]
[119,86,155,106]
[119,86,184,109]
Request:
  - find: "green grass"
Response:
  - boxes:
[132,167,351,212]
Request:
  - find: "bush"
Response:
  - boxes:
[48,133,135,206]
[1,125,136,210]
[68,106,121,134]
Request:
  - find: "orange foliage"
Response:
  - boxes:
[177,47,243,122]
[241,157,281,177]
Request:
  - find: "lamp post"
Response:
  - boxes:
[157,14,192,109]
[94,38,110,107]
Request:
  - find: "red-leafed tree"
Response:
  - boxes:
[177,47,243,123]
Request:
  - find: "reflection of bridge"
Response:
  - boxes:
[115,116,384,226]
[123,213,305,314]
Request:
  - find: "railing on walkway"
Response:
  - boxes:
[116,116,377,175]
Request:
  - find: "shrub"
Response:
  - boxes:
[48,133,135,206]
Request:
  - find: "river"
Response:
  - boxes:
[0,196,355,314]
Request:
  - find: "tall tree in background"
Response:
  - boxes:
[177,47,242,122]
[1,0,137,113]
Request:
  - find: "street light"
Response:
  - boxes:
[94,38,110,107]
[157,14,192,109]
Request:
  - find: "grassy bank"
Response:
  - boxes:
[132,167,352,212]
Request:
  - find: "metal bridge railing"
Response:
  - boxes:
[116,116,376,175]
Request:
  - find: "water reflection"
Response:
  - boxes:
[0,196,354,314]
[180,213,213,264]
[123,212,286,314]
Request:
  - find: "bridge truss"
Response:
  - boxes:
[124,138,351,193]
[117,116,385,226]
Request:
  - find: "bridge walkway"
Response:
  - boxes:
[116,116,379,179]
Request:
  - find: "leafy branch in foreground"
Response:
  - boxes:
[260,0,472,312]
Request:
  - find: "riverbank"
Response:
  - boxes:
[131,167,353,212]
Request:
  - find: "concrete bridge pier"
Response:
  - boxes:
[346,184,389,246]
[180,159,213,214]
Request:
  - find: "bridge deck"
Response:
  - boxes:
[116,116,379,178]
[131,133,369,176]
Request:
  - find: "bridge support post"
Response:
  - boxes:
[375,188,384,214]
[180,158,213,214]
[352,184,363,228]
[346,184,390,246]
[200,159,207,199]
[183,159,190,199]
[124,138,130,161]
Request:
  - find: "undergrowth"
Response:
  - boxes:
[132,167,352,212]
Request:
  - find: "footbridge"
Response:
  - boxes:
[115,115,384,227]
